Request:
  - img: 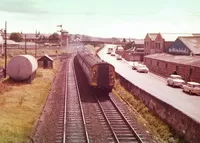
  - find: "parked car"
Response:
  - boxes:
[167,75,185,87]
[107,47,113,54]
[132,62,140,70]
[182,82,200,95]
[136,64,149,73]
[111,53,115,56]
[116,55,122,60]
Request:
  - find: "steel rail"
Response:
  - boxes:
[109,96,144,143]
[72,56,90,143]
[94,94,120,143]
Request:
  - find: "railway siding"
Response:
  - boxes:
[116,73,200,143]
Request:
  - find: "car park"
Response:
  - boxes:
[116,55,122,60]
[167,75,185,87]
[136,64,149,73]
[182,82,200,95]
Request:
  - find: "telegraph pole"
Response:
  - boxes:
[35,30,37,58]
[4,21,7,78]
[25,34,27,54]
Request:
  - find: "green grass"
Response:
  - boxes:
[0,60,59,143]
[113,79,185,143]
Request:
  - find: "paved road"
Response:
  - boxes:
[98,44,200,123]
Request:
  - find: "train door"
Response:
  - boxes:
[98,64,109,87]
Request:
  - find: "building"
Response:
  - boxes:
[144,33,195,55]
[37,55,53,68]
[144,36,200,82]
[60,30,69,47]
[144,33,158,55]
[123,39,145,61]
[7,33,51,43]
[166,36,200,56]
[18,42,39,49]
[154,33,193,53]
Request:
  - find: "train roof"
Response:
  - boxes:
[78,51,109,67]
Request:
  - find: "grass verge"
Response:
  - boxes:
[0,60,59,142]
[113,79,185,143]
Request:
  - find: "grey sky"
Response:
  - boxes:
[0,0,200,38]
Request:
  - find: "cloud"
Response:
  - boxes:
[0,0,49,14]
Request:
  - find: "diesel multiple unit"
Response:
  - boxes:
[76,51,115,92]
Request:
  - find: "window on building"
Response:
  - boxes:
[165,63,168,69]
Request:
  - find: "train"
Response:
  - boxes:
[76,51,115,93]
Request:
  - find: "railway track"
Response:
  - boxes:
[94,94,148,143]
[74,56,153,143]
[55,55,89,143]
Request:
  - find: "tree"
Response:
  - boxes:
[124,42,134,50]
[9,32,23,42]
[122,38,126,43]
[48,33,60,43]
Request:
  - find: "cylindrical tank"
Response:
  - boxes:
[7,55,38,81]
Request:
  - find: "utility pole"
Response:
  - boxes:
[25,34,27,54]
[35,30,39,58]
[4,21,7,78]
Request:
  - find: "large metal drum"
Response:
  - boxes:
[7,55,38,80]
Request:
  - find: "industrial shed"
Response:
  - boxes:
[37,55,53,68]
[144,53,200,82]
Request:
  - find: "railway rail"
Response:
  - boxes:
[74,55,153,143]
[94,94,147,143]
[55,55,89,143]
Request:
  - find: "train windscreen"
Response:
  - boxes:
[98,64,109,87]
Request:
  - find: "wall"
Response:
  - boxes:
[116,73,200,143]
[144,58,200,82]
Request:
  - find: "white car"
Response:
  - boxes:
[182,82,200,95]
[111,53,115,56]
[116,55,122,60]
[132,62,139,70]
[107,48,113,54]
[136,65,149,73]
[167,75,185,87]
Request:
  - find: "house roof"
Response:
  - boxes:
[0,39,19,45]
[38,54,53,61]
[160,33,194,41]
[147,33,158,41]
[18,42,38,45]
[145,53,200,67]
[179,36,200,55]
[134,39,144,45]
